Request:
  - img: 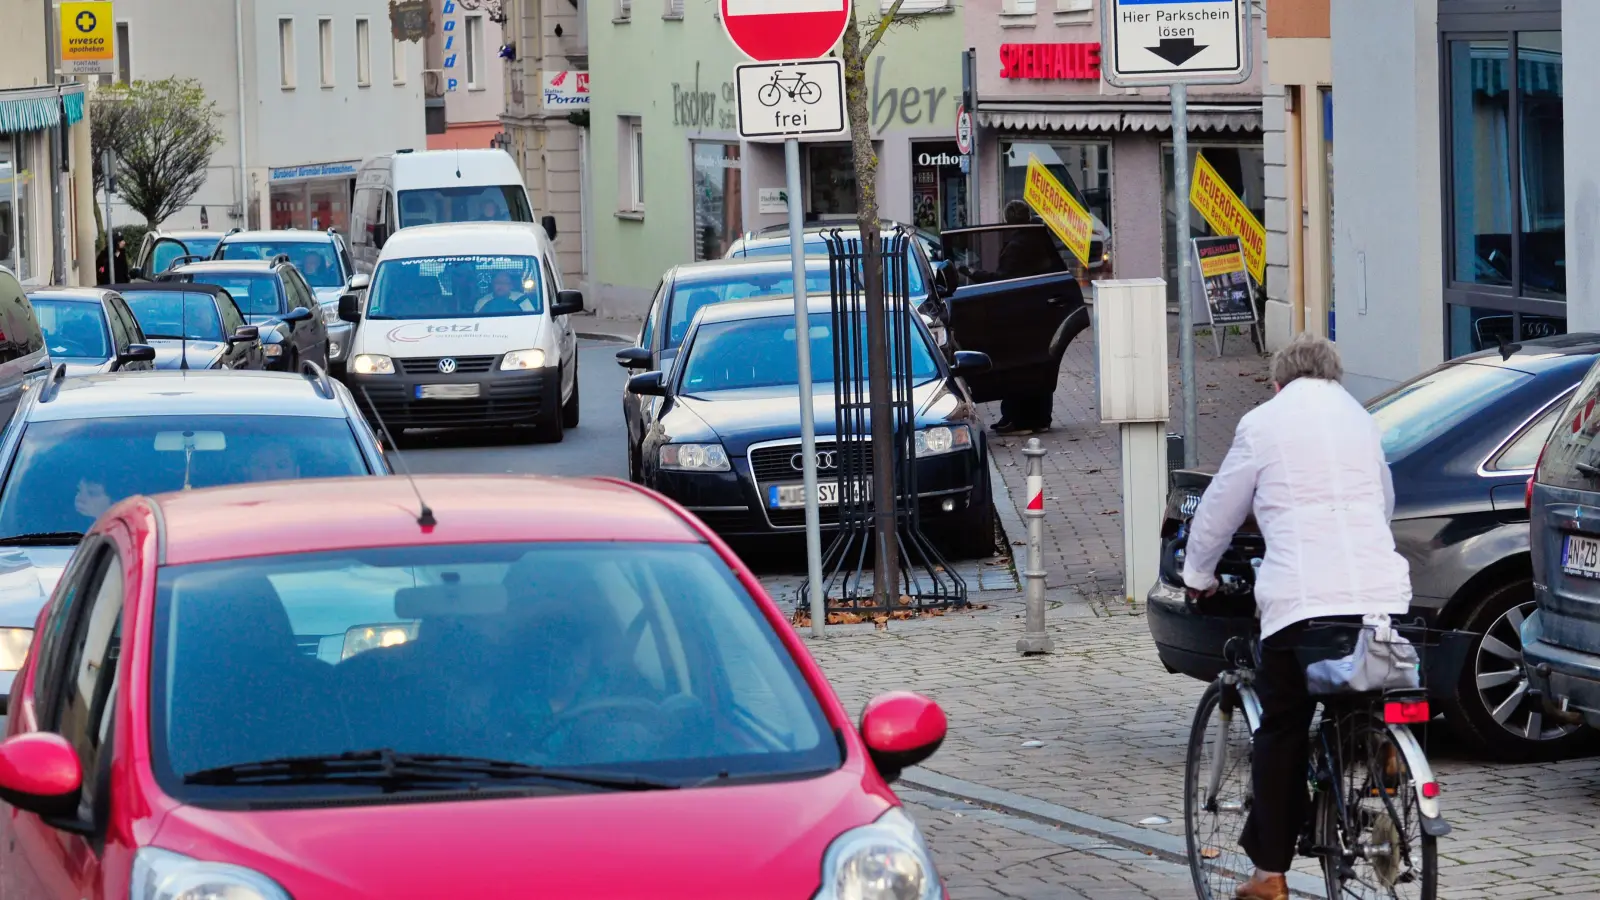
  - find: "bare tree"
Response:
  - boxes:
[90,78,224,227]
[839,0,910,605]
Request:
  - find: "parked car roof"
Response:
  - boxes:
[24,287,116,303]
[216,229,341,244]
[29,370,351,422]
[168,259,285,274]
[149,475,698,566]
[1450,333,1600,374]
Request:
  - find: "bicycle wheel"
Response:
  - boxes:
[1184,681,1255,900]
[1322,712,1437,900]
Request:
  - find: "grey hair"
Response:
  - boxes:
[1270,333,1343,386]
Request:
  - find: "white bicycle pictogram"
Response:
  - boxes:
[757,70,823,107]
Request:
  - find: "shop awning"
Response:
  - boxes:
[0,83,87,135]
[1469,47,1561,97]
[975,100,1260,134]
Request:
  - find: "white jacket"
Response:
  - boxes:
[1180,377,1411,638]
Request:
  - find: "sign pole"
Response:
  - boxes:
[786,137,825,638]
[1173,82,1197,469]
[103,150,115,283]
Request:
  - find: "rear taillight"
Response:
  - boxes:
[1527,476,1535,511]
[1421,781,1441,798]
[1384,700,1430,724]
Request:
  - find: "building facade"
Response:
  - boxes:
[964,0,1265,305]
[498,0,588,287]
[586,0,965,320]
[1260,0,1331,350]
[104,0,426,236]
[0,0,96,286]
[424,0,508,149]
[1331,0,1568,399]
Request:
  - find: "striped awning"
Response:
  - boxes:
[975,101,1260,134]
[0,83,88,135]
[1470,48,1561,97]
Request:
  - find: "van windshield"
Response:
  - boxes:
[397,186,532,228]
[367,255,545,320]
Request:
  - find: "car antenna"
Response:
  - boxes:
[355,385,437,529]
[1497,336,1521,361]
[455,149,462,179]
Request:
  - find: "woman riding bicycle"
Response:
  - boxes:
[1181,334,1412,900]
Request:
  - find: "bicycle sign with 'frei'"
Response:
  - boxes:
[735,59,846,141]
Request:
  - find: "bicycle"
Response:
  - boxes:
[757,70,822,107]
[1182,584,1451,900]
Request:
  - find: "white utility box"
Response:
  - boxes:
[1091,279,1170,606]
[1092,278,1170,424]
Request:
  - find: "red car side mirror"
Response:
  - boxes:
[0,733,82,818]
[859,691,947,783]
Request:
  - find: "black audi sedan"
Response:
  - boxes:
[1147,334,1600,761]
[109,283,267,370]
[625,296,995,558]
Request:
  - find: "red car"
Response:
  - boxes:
[0,476,948,899]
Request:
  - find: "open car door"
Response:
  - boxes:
[938,224,1089,403]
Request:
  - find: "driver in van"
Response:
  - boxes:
[479,198,508,221]
[475,271,530,314]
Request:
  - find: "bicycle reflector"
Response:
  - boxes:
[1421,782,1441,799]
[1384,700,1430,724]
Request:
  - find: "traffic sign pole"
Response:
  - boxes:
[785,137,826,638]
[1173,83,1197,468]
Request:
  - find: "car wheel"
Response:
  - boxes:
[946,496,997,560]
[1443,577,1596,761]
[534,364,565,443]
[562,357,581,428]
[628,442,642,484]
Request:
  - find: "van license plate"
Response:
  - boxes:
[1563,535,1600,579]
[416,384,480,400]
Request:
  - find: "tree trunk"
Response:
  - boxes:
[841,12,899,608]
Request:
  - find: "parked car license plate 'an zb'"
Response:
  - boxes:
[769,479,870,509]
[1563,534,1600,578]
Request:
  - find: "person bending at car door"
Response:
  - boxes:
[962,201,1060,436]
[1180,334,1411,900]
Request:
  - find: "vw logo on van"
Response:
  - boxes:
[437,358,458,374]
[791,450,837,471]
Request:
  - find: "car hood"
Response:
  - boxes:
[151,769,891,899]
[312,286,345,306]
[0,546,73,629]
[669,379,962,451]
[244,314,286,333]
[150,339,227,370]
[57,358,114,376]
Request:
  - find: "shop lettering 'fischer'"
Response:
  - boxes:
[1189,152,1266,282]
[999,43,1101,80]
[1022,155,1093,267]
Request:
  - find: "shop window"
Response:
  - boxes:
[807,144,857,218]
[999,140,1108,281]
[1161,143,1265,307]
[911,142,968,232]
[0,135,32,282]
[1441,19,1562,355]
[1322,87,1334,337]
[279,18,296,89]
[691,143,742,261]
[318,18,335,88]
[355,18,371,87]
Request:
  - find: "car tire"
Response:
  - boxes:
[946,496,997,560]
[1441,576,1597,761]
[534,365,565,443]
[562,357,581,428]
[628,442,642,484]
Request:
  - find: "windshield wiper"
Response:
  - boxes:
[184,749,682,792]
[0,531,85,546]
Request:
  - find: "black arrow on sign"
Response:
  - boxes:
[1147,38,1208,66]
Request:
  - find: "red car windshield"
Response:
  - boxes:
[149,542,840,804]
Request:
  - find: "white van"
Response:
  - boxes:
[340,223,582,443]
[349,149,556,273]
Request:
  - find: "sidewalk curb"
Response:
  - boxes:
[901,769,1326,898]
[988,454,1025,555]
[577,331,631,343]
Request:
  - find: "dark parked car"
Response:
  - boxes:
[1525,353,1600,734]
[213,228,368,372]
[24,288,155,375]
[1148,335,1600,760]
[110,283,267,370]
[158,259,328,371]
[625,297,996,557]
[0,364,389,711]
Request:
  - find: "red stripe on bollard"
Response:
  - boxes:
[1027,491,1043,511]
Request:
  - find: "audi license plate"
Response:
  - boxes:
[769,480,871,509]
[416,384,480,400]
[1564,534,1600,579]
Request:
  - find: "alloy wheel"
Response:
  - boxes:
[1475,600,1580,742]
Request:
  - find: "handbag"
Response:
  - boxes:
[1303,613,1422,696]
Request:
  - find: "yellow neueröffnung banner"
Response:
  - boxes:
[1022,155,1093,267]
[1189,152,1266,282]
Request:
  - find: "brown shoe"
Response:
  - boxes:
[1233,871,1288,900]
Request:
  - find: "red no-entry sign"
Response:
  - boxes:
[721,0,850,62]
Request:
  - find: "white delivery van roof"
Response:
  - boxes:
[389,149,523,190]
[377,222,549,261]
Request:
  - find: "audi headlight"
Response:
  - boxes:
[815,807,941,900]
[659,443,730,472]
[501,348,546,370]
[130,847,291,900]
[914,425,971,458]
[262,343,284,358]
[321,304,340,325]
[0,627,33,670]
[351,353,394,375]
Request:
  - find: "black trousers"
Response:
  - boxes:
[1240,615,1362,873]
[1000,392,1052,428]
